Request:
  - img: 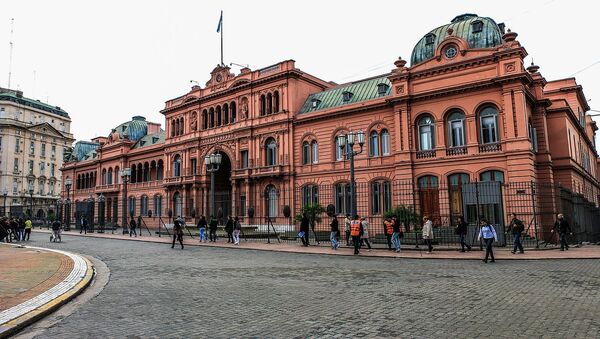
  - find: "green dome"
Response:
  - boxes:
[411,14,503,66]
[114,116,149,141]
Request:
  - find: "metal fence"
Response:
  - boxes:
[54,180,600,248]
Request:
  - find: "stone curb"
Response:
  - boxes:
[0,244,94,338]
[32,229,600,260]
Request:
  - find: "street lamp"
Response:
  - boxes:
[120,168,131,234]
[64,178,72,230]
[57,199,63,228]
[98,193,106,233]
[2,189,7,217]
[205,153,222,218]
[337,130,365,218]
[28,188,34,220]
[87,194,95,232]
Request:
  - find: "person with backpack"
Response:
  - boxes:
[197,215,207,242]
[507,213,524,254]
[225,216,234,243]
[552,213,572,251]
[233,216,242,245]
[172,217,184,249]
[208,215,218,242]
[478,218,498,263]
[455,216,471,252]
[24,218,33,241]
[384,217,394,250]
[51,219,62,242]
[330,215,340,250]
[129,218,137,237]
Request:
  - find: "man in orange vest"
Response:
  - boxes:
[350,215,363,255]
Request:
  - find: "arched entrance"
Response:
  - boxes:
[213,151,232,220]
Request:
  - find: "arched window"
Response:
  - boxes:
[216,106,222,126]
[371,180,392,215]
[447,110,466,147]
[480,170,504,182]
[202,110,208,129]
[369,131,380,157]
[223,103,229,124]
[157,160,164,180]
[101,169,107,185]
[418,175,439,188]
[302,141,310,165]
[173,155,182,177]
[266,138,277,166]
[335,134,350,161]
[266,185,278,217]
[267,93,273,114]
[335,182,352,215]
[418,115,435,150]
[230,101,236,123]
[141,195,148,216]
[209,108,215,128]
[179,117,184,135]
[107,168,113,185]
[274,91,280,113]
[480,106,499,144]
[311,140,318,164]
[448,173,470,186]
[143,162,149,182]
[260,95,266,116]
[174,119,179,136]
[128,196,136,217]
[302,184,319,207]
[381,129,390,155]
[171,119,175,137]
[114,166,120,184]
[154,194,163,216]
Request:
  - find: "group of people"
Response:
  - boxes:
[0,217,33,242]
[170,215,244,250]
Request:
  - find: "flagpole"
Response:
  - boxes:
[220,11,224,66]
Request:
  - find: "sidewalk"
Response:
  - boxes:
[32,229,600,260]
[0,243,94,337]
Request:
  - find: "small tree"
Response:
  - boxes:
[294,203,325,242]
[383,205,420,231]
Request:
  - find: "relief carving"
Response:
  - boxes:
[396,85,405,94]
[190,111,198,131]
[504,62,516,73]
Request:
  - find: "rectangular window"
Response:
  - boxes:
[450,121,465,147]
[312,142,318,164]
[302,143,310,165]
[41,143,46,156]
[13,158,19,172]
[28,160,34,174]
[40,162,45,174]
[383,181,392,213]
[239,195,246,216]
[481,116,497,143]
[51,145,56,158]
[30,141,35,155]
[372,182,381,215]
[382,132,390,155]
[191,158,197,175]
[51,164,56,177]
[241,150,249,169]
[13,179,18,193]
[15,138,20,152]
[420,126,433,150]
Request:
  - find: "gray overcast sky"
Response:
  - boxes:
[2,0,599,142]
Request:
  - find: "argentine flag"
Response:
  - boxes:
[216,11,223,33]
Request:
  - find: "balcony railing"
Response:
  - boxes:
[416,150,437,159]
[446,146,467,156]
[479,143,502,153]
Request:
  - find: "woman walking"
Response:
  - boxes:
[197,215,207,242]
[330,215,340,250]
[478,218,498,263]
[422,216,434,253]
[172,217,184,249]
[233,216,242,245]
[129,218,137,237]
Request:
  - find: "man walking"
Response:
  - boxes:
[344,214,352,246]
[455,216,471,252]
[24,218,32,241]
[300,213,310,247]
[391,218,402,253]
[478,218,498,263]
[552,213,572,251]
[507,213,524,254]
[80,216,88,234]
[422,216,434,254]
[384,217,393,250]
[225,216,234,243]
[350,215,363,255]
[208,215,218,242]
[172,216,184,249]
[330,215,339,250]
[197,215,207,242]
[129,218,137,237]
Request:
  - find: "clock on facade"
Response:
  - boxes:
[444,45,458,59]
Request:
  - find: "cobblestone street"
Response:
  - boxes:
[18,233,600,338]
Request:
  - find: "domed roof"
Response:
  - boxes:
[114,116,149,141]
[411,14,503,66]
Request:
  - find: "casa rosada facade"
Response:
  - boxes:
[61,14,600,234]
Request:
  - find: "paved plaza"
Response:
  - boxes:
[13,233,600,338]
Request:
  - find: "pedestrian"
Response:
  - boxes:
[0,218,9,243]
[330,215,340,250]
[208,215,218,242]
[24,218,32,241]
[9,218,18,242]
[300,212,310,247]
[507,213,524,254]
[422,216,434,253]
[129,218,137,237]
[391,218,403,253]
[225,216,234,243]
[478,218,498,263]
[172,216,184,249]
[51,219,62,242]
[80,216,88,234]
[455,216,471,252]
[360,217,372,251]
[197,215,207,242]
[344,214,352,246]
[17,218,25,241]
[350,215,363,255]
[552,213,572,251]
[233,216,242,245]
[384,217,393,250]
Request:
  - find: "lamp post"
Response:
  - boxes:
[28,189,34,220]
[57,199,63,229]
[337,130,365,218]
[2,189,7,217]
[98,193,106,233]
[120,168,131,234]
[204,153,222,219]
[87,194,95,232]
[64,178,72,231]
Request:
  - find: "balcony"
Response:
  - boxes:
[129,180,164,189]
[446,146,467,156]
[164,175,195,186]
[252,165,285,178]
[96,184,120,193]
[416,150,437,159]
[479,143,502,153]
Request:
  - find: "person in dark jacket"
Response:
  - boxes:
[10,218,19,242]
[507,213,525,254]
[80,216,88,234]
[330,215,340,250]
[0,218,8,242]
[172,217,184,249]
[455,216,471,252]
[208,215,218,242]
[197,215,207,242]
[300,213,310,247]
[225,216,234,243]
[552,213,572,251]
[129,218,137,237]
[51,219,62,242]
[17,218,25,241]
